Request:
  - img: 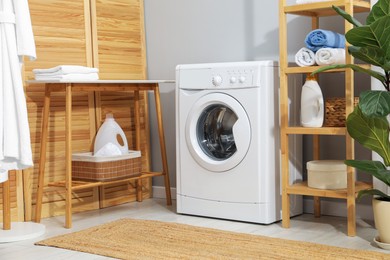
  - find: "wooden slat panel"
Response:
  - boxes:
[91,0,150,208]
[97,91,152,208]
[18,0,150,219]
[92,0,147,80]
[24,0,98,220]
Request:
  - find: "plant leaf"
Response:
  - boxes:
[346,25,380,48]
[348,46,386,68]
[359,90,390,117]
[357,189,390,200]
[345,160,390,186]
[346,106,390,165]
[346,17,390,58]
[366,0,390,25]
[332,5,362,27]
[311,64,386,85]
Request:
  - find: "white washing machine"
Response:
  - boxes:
[176,61,302,224]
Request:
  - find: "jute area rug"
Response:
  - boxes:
[36,218,388,260]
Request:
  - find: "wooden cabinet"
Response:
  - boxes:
[278,0,372,236]
[17,0,150,220]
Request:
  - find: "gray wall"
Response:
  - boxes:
[143,0,372,217]
[144,0,311,187]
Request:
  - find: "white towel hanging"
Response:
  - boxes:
[0,0,36,182]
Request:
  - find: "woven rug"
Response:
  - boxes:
[36,218,388,259]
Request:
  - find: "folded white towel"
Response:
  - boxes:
[34,73,99,81]
[296,0,329,4]
[33,65,98,75]
[295,47,316,67]
[315,48,345,65]
[0,169,8,183]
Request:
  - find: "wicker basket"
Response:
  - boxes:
[324,97,359,127]
[72,150,141,181]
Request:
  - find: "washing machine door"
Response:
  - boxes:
[185,93,251,172]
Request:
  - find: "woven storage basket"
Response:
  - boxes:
[324,97,359,127]
[72,150,141,181]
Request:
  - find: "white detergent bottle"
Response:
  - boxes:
[94,113,129,156]
[300,75,324,127]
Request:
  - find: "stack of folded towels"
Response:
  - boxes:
[295,28,346,67]
[33,65,99,81]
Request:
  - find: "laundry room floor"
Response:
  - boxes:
[1,198,387,259]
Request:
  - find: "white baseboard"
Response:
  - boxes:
[152,186,374,221]
[153,186,177,200]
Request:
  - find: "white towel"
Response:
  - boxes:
[0,0,35,183]
[33,65,99,75]
[296,0,329,4]
[315,48,345,65]
[295,47,316,67]
[34,73,99,81]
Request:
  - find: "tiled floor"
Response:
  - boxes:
[0,198,388,259]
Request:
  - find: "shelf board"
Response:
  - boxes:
[285,127,346,135]
[284,0,370,17]
[283,64,371,75]
[48,171,164,191]
[286,181,372,199]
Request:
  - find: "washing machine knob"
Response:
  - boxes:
[239,76,246,83]
[212,75,223,86]
[230,76,237,84]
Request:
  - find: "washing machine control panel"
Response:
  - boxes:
[211,66,257,89]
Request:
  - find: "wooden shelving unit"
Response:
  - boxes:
[278,0,371,236]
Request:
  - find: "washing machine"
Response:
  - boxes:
[175,61,302,224]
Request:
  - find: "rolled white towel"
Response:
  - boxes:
[34,73,99,81]
[296,0,329,4]
[295,47,316,67]
[33,65,99,75]
[315,48,345,65]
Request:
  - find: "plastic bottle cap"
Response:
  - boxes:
[105,113,114,120]
[306,74,317,81]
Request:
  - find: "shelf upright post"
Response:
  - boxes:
[344,0,356,237]
[278,0,291,228]
[311,15,322,218]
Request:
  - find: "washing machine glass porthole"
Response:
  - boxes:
[197,104,238,160]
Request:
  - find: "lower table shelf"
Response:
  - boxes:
[286,181,372,199]
[48,172,163,191]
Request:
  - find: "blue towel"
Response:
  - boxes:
[305,29,345,52]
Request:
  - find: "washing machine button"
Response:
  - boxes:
[212,75,223,86]
[239,76,246,83]
[229,76,237,84]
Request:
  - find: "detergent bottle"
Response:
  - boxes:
[300,75,324,127]
[93,113,129,156]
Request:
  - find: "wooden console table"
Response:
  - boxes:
[27,80,173,228]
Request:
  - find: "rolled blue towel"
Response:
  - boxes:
[305,29,345,52]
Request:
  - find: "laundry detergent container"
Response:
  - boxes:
[307,160,347,189]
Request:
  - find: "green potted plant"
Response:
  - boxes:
[313,0,390,245]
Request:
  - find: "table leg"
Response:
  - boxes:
[35,86,51,223]
[134,90,142,202]
[153,85,172,205]
[65,84,73,228]
[2,174,10,230]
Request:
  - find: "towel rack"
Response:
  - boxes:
[1,170,45,243]
[2,173,10,230]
